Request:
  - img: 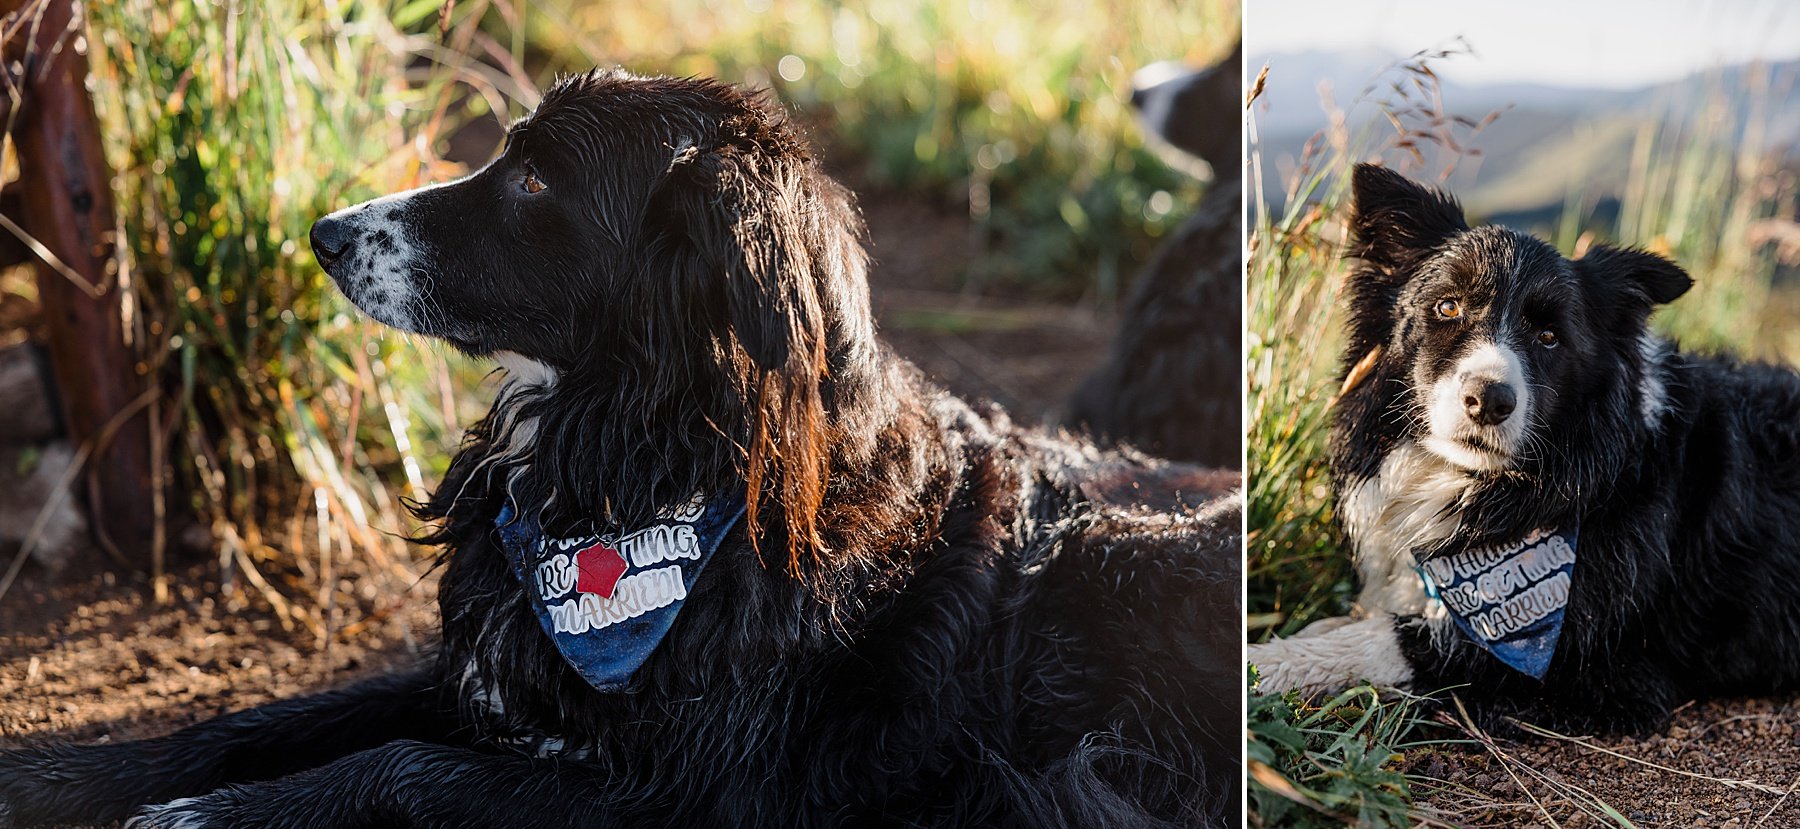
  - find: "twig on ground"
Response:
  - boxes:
[1443,699,1655,828]
[1508,718,1789,796]
[1692,712,1780,741]
[1755,774,1800,828]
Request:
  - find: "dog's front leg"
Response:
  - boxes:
[1247,615,1415,697]
[127,740,612,829]
[0,668,456,828]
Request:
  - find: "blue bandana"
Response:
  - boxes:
[495,491,747,692]
[1418,526,1577,680]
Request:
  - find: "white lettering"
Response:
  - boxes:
[535,553,578,599]
[547,564,688,634]
[1468,571,1571,641]
[609,524,701,568]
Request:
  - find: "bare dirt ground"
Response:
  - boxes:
[0,561,439,747]
[1411,697,1800,828]
[859,197,1116,424]
[0,193,1114,758]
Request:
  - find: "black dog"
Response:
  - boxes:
[1063,44,1241,468]
[0,71,1241,827]
[1249,163,1800,733]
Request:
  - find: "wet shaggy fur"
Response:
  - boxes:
[1254,163,1800,734]
[0,71,1242,828]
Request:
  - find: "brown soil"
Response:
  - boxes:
[1412,697,1800,828]
[860,196,1116,422]
[0,559,437,747]
[0,192,1113,753]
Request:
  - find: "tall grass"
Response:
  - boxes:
[1605,69,1794,356]
[1245,50,1794,825]
[85,0,516,638]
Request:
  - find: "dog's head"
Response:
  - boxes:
[313,70,881,566]
[1344,163,1691,473]
[310,70,869,369]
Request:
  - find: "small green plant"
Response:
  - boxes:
[1248,670,1435,828]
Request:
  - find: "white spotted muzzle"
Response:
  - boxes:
[311,187,436,333]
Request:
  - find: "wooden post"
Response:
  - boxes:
[2,0,158,565]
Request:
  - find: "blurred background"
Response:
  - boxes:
[1254,0,1800,211]
[0,0,1235,747]
[1246,1,1800,825]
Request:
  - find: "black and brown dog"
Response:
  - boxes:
[0,71,1241,828]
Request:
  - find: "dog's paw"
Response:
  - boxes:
[1246,641,1310,695]
[126,796,224,829]
[127,781,334,829]
[1288,615,1357,639]
[1249,616,1414,697]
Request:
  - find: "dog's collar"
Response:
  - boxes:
[1418,525,1577,680]
[494,491,747,693]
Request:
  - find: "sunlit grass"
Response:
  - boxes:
[519,0,1238,299]
[86,0,510,638]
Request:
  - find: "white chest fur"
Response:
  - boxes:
[1337,442,1469,618]
[1251,441,1471,697]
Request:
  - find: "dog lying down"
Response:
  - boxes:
[0,71,1242,828]
[1251,163,1800,733]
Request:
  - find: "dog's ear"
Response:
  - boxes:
[1337,164,1470,385]
[1348,163,1469,273]
[660,135,831,571]
[1574,244,1693,310]
[668,144,824,372]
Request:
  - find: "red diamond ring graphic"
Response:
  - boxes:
[576,541,629,598]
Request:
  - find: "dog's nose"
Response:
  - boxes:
[1461,378,1517,426]
[310,217,354,270]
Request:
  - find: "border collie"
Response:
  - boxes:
[1249,163,1800,733]
[0,71,1242,827]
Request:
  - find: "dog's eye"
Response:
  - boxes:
[1538,328,1559,348]
[1436,298,1462,319]
[521,169,547,194]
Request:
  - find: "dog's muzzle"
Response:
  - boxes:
[309,188,437,335]
[1423,340,1531,470]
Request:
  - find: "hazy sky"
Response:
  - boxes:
[1247,0,1800,88]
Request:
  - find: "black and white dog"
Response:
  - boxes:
[1249,163,1800,733]
[1063,42,1242,468]
[0,71,1241,827]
